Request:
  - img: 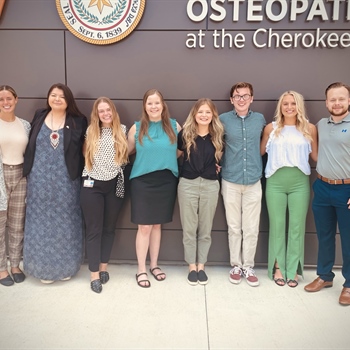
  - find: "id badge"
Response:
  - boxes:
[84,178,94,188]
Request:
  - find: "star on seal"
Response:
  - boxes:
[88,0,112,14]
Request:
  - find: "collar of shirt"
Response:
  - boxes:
[233,109,252,119]
[327,112,350,124]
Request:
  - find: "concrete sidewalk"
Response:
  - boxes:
[1,264,349,349]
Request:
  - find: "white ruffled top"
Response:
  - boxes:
[265,122,311,178]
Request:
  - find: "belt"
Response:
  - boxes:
[317,174,350,185]
[3,164,23,169]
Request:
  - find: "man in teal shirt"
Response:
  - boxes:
[220,82,266,287]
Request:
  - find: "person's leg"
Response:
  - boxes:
[178,177,200,270]
[100,179,124,267]
[285,170,310,283]
[312,179,337,282]
[149,224,163,275]
[241,180,262,270]
[196,178,220,285]
[136,224,153,286]
[333,184,350,288]
[197,179,220,266]
[7,167,26,274]
[266,170,288,280]
[80,182,104,281]
[0,210,8,277]
[221,179,243,268]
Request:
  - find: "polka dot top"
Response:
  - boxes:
[82,125,127,197]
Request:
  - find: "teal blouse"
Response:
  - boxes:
[130,119,178,179]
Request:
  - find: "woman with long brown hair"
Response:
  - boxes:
[0,85,30,286]
[128,89,181,288]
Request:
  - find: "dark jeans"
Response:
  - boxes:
[80,177,124,272]
[312,179,350,287]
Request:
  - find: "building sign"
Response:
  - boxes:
[186,0,350,49]
[56,0,145,45]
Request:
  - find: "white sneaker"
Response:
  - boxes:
[243,267,259,287]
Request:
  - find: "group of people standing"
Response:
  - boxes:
[0,81,349,305]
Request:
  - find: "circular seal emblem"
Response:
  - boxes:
[56,0,146,45]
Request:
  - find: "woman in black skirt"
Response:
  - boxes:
[128,89,181,288]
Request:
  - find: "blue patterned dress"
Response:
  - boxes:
[24,124,83,280]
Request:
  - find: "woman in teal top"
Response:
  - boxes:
[128,89,181,288]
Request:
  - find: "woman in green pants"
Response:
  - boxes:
[261,91,317,287]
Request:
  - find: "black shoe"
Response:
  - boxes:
[90,279,102,293]
[12,271,26,283]
[99,271,109,284]
[187,270,198,286]
[0,275,14,286]
[198,270,208,285]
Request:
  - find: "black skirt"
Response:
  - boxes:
[130,170,178,225]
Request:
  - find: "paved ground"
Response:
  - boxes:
[1,264,349,349]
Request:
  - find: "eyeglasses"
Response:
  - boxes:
[232,94,251,101]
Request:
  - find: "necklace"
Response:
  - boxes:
[50,112,65,149]
[199,133,209,140]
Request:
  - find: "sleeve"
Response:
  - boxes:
[177,129,184,150]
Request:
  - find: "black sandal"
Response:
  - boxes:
[150,267,166,281]
[136,272,151,288]
[273,267,285,286]
[287,279,298,288]
[274,278,286,286]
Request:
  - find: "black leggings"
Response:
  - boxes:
[80,177,124,272]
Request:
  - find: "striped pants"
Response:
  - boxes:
[0,164,27,271]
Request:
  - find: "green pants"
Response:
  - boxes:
[266,167,310,280]
[178,177,220,265]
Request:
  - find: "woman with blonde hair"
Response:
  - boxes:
[80,97,128,293]
[261,91,317,287]
[128,89,181,288]
[177,98,224,285]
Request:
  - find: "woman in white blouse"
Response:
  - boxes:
[81,97,128,293]
[261,91,317,288]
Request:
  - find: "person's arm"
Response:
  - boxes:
[176,124,183,158]
[82,141,86,157]
[176,122,182,132]
[260,123,273,155]
[127,124,136,155]
[309,123,318,162]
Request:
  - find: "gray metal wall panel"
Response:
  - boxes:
[0,30,66,96]
[63,30,350,100]
[0,0,64,29]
